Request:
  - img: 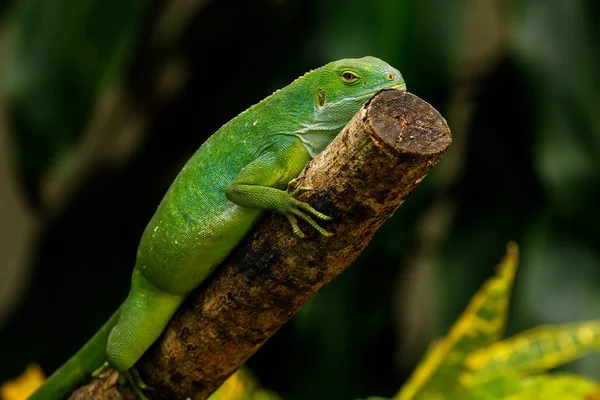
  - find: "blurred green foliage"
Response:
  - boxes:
[4,0,148,203]
[0,0,599,399]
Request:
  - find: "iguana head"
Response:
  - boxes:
[320,56,405,100]
[294,56,406,157]
[311,56,405,126]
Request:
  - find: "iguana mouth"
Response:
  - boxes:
[390,82,407,91]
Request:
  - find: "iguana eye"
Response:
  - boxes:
[386,73,395,81]
[343,72,356,80]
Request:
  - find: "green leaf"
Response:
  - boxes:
[517,374,600,400]
[462,321,600,386]
[462,373,600,400]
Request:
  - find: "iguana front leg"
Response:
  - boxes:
[225,136,331,238]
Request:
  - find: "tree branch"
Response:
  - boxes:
[70,89,451,400]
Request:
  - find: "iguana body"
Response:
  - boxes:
[30,56,405,399]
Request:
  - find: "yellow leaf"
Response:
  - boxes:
[208,367,281,400]
[0,364,45,400]
[208,368,253,400]
[394,243,519,400]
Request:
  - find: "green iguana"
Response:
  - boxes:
[30,56,406,399]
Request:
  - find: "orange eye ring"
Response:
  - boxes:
[386,73,395,81]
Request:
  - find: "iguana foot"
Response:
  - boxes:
[283,178,332,238]
[93,362,150,398]
[121,368,150,400]
[130,367,150,390]
[91,361,109,378]
[286,178,313,196]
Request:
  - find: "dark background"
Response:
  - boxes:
[0,0,599,399]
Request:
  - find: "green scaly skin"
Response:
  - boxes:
[30,56,406,399]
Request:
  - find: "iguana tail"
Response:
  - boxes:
[29,306,122,400]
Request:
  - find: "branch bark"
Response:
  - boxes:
[70,89,451,400]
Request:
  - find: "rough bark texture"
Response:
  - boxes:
[70,89,451,400]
